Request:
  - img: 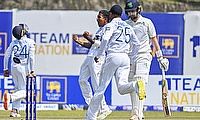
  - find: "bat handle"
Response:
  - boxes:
[162,68,165,79]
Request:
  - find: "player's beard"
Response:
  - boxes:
[128,12,139,21]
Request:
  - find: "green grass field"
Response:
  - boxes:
[1,110,200,120]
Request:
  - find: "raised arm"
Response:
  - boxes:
[72,34,92,49]
[83,31,95,44]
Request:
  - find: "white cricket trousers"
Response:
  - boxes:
[87,53,137,120]
[128,52,152,119]
[79,56,109,112]
[11,64,28,110]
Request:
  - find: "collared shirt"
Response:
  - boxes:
[125,15,156,53]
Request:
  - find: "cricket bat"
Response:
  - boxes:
[161,69,171,117]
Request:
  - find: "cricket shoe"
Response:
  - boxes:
[3,92,10,110]
[142,112,145,119]
[97,109,112,120]
[130,109,139,120]
[136,79,146,100]
[10,110,21,117]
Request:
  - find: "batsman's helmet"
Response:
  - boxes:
[125,0,141,14]
[19,23,29,36]
[12,23,29,40]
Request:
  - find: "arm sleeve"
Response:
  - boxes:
[93,40,101,47]
[96,39,107,58]
[129,29,140,64]
[148,19,157,38]
[96,25,113,57]
[4,43,13,70]
[29,40,35,71]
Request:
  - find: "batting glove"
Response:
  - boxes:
[155,50,169,71]
[158,57,169,71]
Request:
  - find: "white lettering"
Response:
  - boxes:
[4,78,14,89]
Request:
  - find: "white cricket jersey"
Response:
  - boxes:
[87,27,104,57]
[97,18,140,60]
[4,36,35,71]
[125,15,157,53]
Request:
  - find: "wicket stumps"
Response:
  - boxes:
[26,74,36,120]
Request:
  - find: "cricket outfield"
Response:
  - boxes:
[0,110,200,120]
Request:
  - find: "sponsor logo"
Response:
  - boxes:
[158,34,180,58]
[46,81,61,93]
[41,76,67,103]
[190,36,200,57]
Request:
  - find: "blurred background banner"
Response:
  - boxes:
[13,10,98,75]
[0,11,12,74]
[142,13,184,75]
[184,11,200,75]
[11,10,185,76]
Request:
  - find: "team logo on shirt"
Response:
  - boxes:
[0,32,7,56]
[157,34,180,58]
[105,27,111,31]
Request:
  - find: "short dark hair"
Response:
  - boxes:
[99,10,110,22]
[109,4,123,16]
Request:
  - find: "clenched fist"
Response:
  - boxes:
[72,35,83,45]
[72,35,78,41]
[83,31,90,39]
[4,70,9,77]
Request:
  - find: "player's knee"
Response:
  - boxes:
[78,78,86,84]
[22,90,26,98]
[118,87,126,95]
[118,90,125,95]
[128,72,135,82]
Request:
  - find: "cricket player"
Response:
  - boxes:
[72,10,112,119]
[3,24,35,117]
[124,0,169,120]
[86,5,141,120]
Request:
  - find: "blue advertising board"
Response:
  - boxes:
[41,76,67,103]
[0,11,12,74]
[29,75,111,105]
[0,75,112,106]
[143,13,184,75]
[66,76,111,105]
